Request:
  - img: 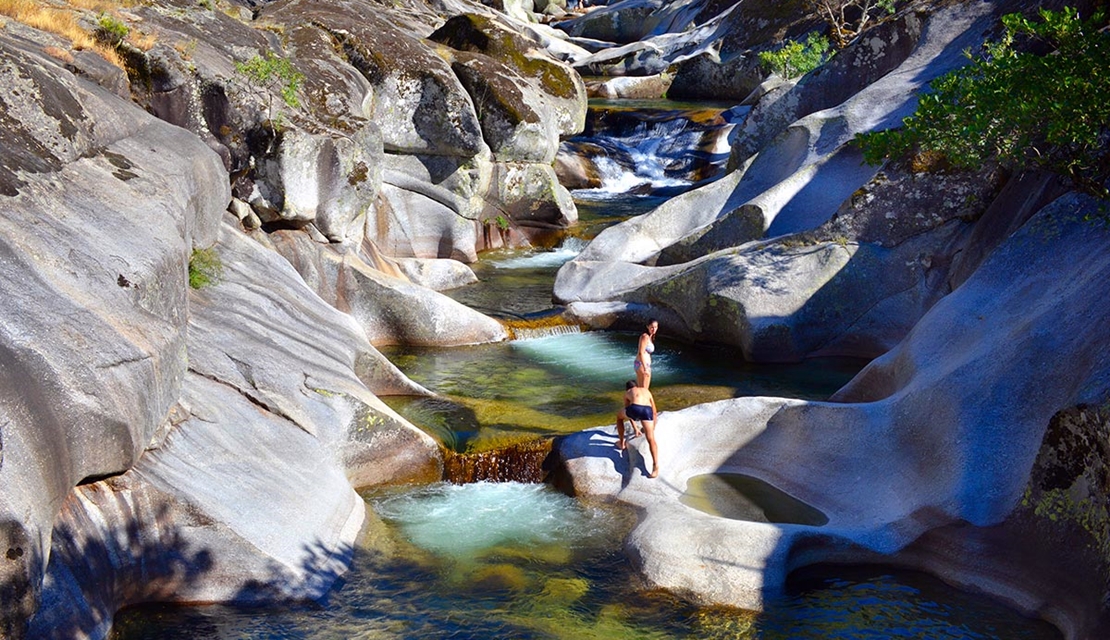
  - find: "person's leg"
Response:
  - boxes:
[642,419,658,477]
[615,410,628,449]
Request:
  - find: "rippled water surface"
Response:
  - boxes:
[111,124,1062,639]
[112,481,1060,640]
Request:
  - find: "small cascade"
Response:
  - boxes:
[502,314,586,340]
[511,323,583,340]
[557,101,749,198]
[443,438,553,484]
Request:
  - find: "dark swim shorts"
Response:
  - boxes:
[626,403,654,421]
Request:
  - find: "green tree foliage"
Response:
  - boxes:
[235,51,305,116]
[856,7,1110,198]
[95,14,129,47]
[759,32,831,79]
[808,0,895,49]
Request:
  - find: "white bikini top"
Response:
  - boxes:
[644,340,654,355]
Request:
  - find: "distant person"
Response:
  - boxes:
[615,380,660,478]
[634,319,659,389]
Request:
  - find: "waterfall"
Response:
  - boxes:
[560,103,749,199]
[442,439,553,483]
[510,324,583,340]
[502,314,586,340]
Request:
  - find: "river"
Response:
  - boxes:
[109,101,1061,640]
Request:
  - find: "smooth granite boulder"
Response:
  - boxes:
[0,32,228,638]
[390,257,481,291]
[557,0,667,43]
[584,73,673,99]
[269,230,509,347]
[27,217,441,638]
[376,153,489,261]
[555,1,997,349]
[255,126,384,242]
[555,193,1110,639]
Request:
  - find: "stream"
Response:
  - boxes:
[110,101,1062,639]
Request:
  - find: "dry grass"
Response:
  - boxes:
[43,44,75,62]
[128,28,155,50]
[68,0,122,12]
[0,0,132,69]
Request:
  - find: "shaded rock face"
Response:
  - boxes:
[554,193,1110,639]
[557,0,816,78]
[667,51,764,102]
[729,10,926,169]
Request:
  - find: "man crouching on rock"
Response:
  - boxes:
[616,380,660,478]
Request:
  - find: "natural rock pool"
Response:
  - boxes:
[111,479,1060,639]
[110,238,1060,638]
[110,133,1061,639]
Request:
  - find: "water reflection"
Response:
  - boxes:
[680,473,829,526]
[760,564,1061,640]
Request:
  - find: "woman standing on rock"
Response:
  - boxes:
[634,319,658,389]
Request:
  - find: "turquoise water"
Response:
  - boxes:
[111,481,1060,640]
[381,332,865,451]
[109,121,1061,640]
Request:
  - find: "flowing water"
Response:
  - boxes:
[109,102,1062,639]
[112,480,1061,639]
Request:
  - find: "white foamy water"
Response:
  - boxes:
[491,246,580,270]
[509,331,635,382]
[511,324,582,340]
[577,155,690,198]
[370,481,615,559]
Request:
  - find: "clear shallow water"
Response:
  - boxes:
[380,332,865,451]
[109,121,1061,640]
[111,482,1061,640]
[680,473,830,526]
[445,197,662,316]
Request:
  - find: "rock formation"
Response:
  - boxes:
[0,0,587,634]
[547,0,1110,638]
[554,0,1002,360]
[3,0,1109,637]
[554,193,1110,639]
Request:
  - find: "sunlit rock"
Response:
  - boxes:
[0,34,227,638]
[255,126,384,242]
[555,193,1110,638]
[268,229,509,347]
